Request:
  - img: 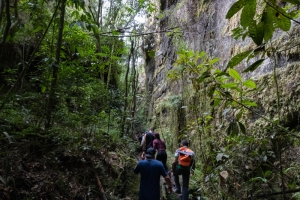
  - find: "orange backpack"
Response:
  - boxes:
[177,147,194,167]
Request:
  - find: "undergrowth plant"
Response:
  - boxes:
[167,45,300,199]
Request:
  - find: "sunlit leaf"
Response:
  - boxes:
[229,68,242,81]
[221,83,238,88]
[243,100,257,107]
[199,51,206,58]
[209,58,220,65]
[264,170,272,177]
[213,99,222,107]
[41,85,46,93]
[243,79,256,88]
[33,26,43,33]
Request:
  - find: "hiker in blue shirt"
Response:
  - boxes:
[134,147,172,200]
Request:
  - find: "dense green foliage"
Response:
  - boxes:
[0,0,152,199]
[1,0,300,199]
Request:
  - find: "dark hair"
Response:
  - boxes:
[181,140,189,147]
[145,147,156,158]
[154,132,160,140]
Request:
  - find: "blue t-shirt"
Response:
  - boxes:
[134,159,167,200]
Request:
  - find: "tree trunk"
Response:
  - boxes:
[0,0,5,28]
[45,0,66,128]
[106,41,114,89]
[128,39,137,135]
[121,40,134,137]
[0,0,11,45]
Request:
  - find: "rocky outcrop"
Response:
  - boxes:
[144,0,300,154]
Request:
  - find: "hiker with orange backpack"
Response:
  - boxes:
[172,140,195,200]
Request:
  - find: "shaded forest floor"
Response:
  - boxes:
[0,130,192,200]
[0,131,140,200]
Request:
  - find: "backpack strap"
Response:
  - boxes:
[177,149,194,156]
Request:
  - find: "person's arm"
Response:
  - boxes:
[140,134,145,146]
[162,140,166,150]
[133,162,140,174]
[153,139,157,150]
[190,152,196,175]
[164,175,173,193]
[173,149,179,164]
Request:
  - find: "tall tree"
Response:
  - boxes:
[45,0,67,128]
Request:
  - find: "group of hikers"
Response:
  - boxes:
[134,128,195,200]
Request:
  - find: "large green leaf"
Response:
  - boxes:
[221,82,238,88]
[209,58,221,65]
[198,71,210,83]
[275,9,292,31]
[226,0,245,19]
[147,50,155,58]
[243,79,256,88]
[262,5,276,42]
[241,0,256,28]
[227,50,252,69]
[229,68,242,81]
[242,59,265,73]
[250,177,267,183]
[238,122,246,134]
[248,20,264,45]
[226,122,240,136]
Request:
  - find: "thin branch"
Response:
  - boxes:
[264,0,300,25]
[99,29,182,38]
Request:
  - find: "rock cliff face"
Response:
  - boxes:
[143,0,300,153]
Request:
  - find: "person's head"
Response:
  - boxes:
[154,132,160,140]
[181,140,189,147]
[149,127,154,132]
[145,147,156,158]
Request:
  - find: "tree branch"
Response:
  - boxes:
[264,0,300,25]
